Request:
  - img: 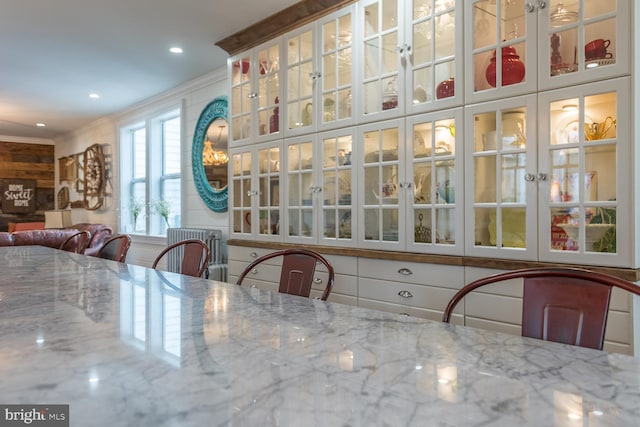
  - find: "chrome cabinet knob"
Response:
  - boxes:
[398,290,413,298]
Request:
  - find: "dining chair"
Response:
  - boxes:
[442,267,640,350]
[236,248,334,300]
[95,234,132,263]
[59,230,91,254]
[152,239,210,278]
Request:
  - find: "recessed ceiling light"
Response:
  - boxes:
[170,47,183,54]
[36,123,46,127]
[89,93,100,99]
[562,104,578,111]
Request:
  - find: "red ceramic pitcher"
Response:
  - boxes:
[485,46,526,87]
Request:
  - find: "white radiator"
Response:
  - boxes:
[166,227,226,281]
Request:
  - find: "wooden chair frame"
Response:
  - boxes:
[95,234,132,263]
[442,267,640,350]
[59,230,91,254]
[236,248,335,301]
[152,239,210,278]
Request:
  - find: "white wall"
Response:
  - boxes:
[54,66,229,268]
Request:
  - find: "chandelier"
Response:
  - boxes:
[203,122,228,166]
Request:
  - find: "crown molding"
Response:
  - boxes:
[215,0,355,55]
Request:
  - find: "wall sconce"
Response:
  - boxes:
[45,210,72,229]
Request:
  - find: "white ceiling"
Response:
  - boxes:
[0,0,300,140]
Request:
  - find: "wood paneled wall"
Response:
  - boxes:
[0,141,55,230]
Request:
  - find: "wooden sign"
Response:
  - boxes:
[2,179,37,213]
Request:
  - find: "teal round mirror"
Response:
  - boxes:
[192,96,228,212]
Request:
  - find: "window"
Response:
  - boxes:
[120,107,182,236]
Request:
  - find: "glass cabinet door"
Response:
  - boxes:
[540,0,630,90]
[405,108,463,255]
[229,142,282,241]
[319,6,355,130]
[359,0,403,121]
[538,77,630,267]
[284,136,317,242]
[465,0,537,103]
[359,119,405,249]
[256,41,282,142]
[284,25,316,137]
[320,130,356,246]
[465,95,538,260]
[257,144,281,238]
[283,130,356,247]
[229,53,252,144]
[230,148,253,237]
[229,40,283,145]
[406,0,463,114]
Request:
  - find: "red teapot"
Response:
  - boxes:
[485,45,525,87]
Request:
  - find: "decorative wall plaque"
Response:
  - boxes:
[1,179,37,213]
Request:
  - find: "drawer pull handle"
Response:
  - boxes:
[250,252,258,258]
[251,268,258,275]
[398,268,413,276]
[313,277,322,284]
[398,290,413,298]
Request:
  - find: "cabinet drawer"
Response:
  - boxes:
[358,258,464,289]
[358,298,443,322]
[464,292,522,325]
[358,277,457,313]
[229,261,356,296]
[464,317,521,337]
[228,246,357,276]
[604,310,631,345]
[228,246,277,263]
[313,274,357,297]
[313,292,357,306]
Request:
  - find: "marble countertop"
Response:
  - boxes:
[1,246,639,426]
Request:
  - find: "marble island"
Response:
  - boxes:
[0,246,639,426]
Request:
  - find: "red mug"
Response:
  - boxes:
[585,39,611,59]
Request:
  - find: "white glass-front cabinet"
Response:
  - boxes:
[538,77,630,267]
[317,6,357,131]
[466,0,630,104]
[405,109,463,254]
[284,6,357,137]
[283,129,357,247]
[465,95,538,260]
[358,109,462,253]
[229,39,283,146]
[358,0,463,123]
[229,142,282,241]
[283,24,317,137]
[466,78,630,267]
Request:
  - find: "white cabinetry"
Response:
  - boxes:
[466,0,630,104]
[465,77,629,266]
[358,258,463,321]
[229,141,282,240]
[283,128,358,247]
[358,0,463,123]
[229,39,283,145]
[358,108,463,254]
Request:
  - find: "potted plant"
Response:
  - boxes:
[130,198,145,230]
[151,199,172,228]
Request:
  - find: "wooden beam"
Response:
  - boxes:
[215,0,355,56]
